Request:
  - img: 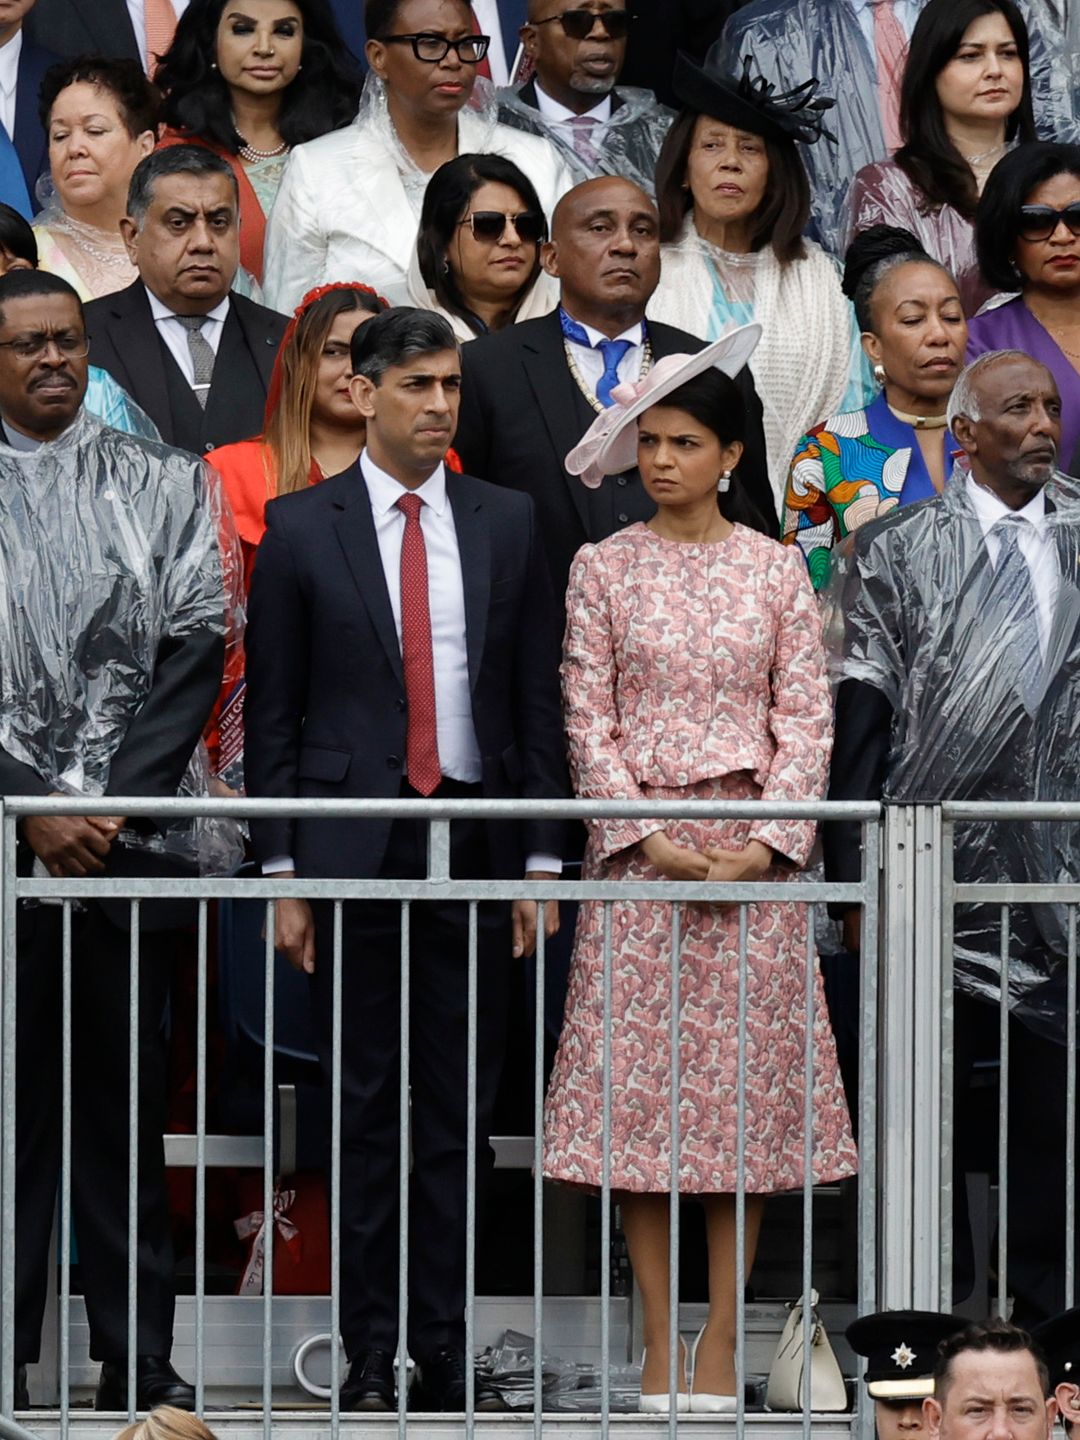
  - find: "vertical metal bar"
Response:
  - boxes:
[330,901,343,1440]
[802,910,815,1438]
[1067,905,1077,1308]
[600,901,612,1440]
[858,816,881,1440]
[465,901,478,1437]
[262,901,275,1434]
[667,903,681,1437]
[194,901,208,1414]
[59,902,72,1437]
[127,902,140,1421]
[938,817,956,1313]
[997,905,1010,1318]
[735,903,748,1427]
[397,899,411,1440]
[533,905,545,1436]
[0,807,15,1420]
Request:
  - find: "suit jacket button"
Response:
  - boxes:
[616,475,627,486]
[395,697,406,712]
[205,441,215,451]
[387,755,401,769]
[618,512,629,523]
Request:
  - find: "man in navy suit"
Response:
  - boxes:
[244,307,568,1413]
[0,0,57,215]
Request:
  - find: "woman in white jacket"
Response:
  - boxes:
[263,0,571,311]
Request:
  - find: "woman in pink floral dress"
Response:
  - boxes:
[542,332,858,1412]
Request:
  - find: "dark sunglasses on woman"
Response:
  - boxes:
[1017,203,1080,242]
[460,210,547,243]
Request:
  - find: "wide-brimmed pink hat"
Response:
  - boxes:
[565,323,762,488]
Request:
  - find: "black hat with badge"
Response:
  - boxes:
[1031,1307,1080,1392]
[846,1311,964,1400]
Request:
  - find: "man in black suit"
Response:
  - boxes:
[501,0,672,193]
[23,0,143,68]
[244,308,568,1413]
[0,0,57,213]
[85,145,286,456]
[454,174,775,607]
[0,269,229,1411]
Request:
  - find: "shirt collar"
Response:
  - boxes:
[145,285,231,327]
[560,307,644,349]
[532,80,613,125]
[361,447,448,517]
[965,471,1048,535]
[0,30,23,99]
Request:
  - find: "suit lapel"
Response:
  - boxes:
[231,293,279,390]
[449,479,490,693]
[520,314,593,532]
[107,284,173,439]
[203,305,253,436]
[1043,521,1080,692]
[333,474,405,688]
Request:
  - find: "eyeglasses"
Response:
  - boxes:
[0,331,90,360]
[379,32,491,63]
[1017,203,1080,241]
[459,210,547,243]
[531,8,631,40]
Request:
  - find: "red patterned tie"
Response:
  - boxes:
[396,493,442,796]
[871,0,909,154]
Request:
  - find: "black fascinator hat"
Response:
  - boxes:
[673,50,836,147]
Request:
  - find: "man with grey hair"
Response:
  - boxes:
[827,349,1080,1325]
[84,145,287,455]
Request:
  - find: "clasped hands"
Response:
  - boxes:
[23,794,125,878]
[640,831,773,883]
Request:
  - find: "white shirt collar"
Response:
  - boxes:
[532,80,612,125]
[561,309,644,349]
[145,285,231,327]
[0,29,23,100]
[361,447,448,517]
[965,472,1048,535]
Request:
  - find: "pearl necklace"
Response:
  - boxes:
[236,133,289,162]
[563,337,654,414]
[51,211,132,270]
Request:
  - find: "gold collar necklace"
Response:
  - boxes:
[887,402,948,430]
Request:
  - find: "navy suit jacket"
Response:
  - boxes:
[13,38,58,201]
[244,462,569,880]
[23,0,141,64]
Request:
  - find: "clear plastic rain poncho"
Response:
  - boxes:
[715,0,1080,259]
[495,85,675,197]
[832,468,1080,1038]
[0,408,244,874]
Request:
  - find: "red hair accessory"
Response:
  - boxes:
[263,281,391,427]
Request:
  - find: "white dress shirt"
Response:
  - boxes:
[145,287,229,389]
[533,81,613,128]
[0,28,22,140]
[126,0,191,71]
[561,312,645,402]
[966,472,1060,659]
[263,451,560,874]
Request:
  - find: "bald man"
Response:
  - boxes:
[827,350,1080,1326]
[455,176,775,604]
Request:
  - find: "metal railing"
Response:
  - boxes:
[0,796,884,1437]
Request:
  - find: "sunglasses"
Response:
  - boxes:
[379,31,490,63]
[1017,203,1080,241]
[459,210,547,243]
[531,8,631,40]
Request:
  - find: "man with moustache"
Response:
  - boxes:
[827,350,1080,1325]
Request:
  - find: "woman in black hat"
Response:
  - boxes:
[647,53,872,515]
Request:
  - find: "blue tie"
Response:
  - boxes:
[0,122,31,220]
[558,307,634,408]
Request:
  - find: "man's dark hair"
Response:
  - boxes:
[156,0,361,154]
[366,0,470,37]
[351,307,458,383]
[0,203,38,269]
[0,271,83,330]
[933,1319,1049,1403]
[39,55,160,137]
[976,141,1080,292]
[127,145,239,225]
[654,107,809,262]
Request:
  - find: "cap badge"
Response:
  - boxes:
[892,1344,917,1370]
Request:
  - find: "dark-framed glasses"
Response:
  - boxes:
[531,8,631,39]
[1017,203,1080,242]
[379,31,490,63]
[459,210,547,243]
[0,331,90,361]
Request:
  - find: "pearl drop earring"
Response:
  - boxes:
[717,470,732,493]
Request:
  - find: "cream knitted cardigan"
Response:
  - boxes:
[647,220,855,511]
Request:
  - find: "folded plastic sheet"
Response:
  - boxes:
[0,408,244,874]
[496,85,675,196]
[832,469,1080,1035]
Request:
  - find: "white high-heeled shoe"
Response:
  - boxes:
[638,1342,691,1414]
[688,1325,740,1415]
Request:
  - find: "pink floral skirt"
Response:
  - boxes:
[542,774,858,1194]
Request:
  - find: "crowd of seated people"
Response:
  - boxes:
[4,0,1080,1421]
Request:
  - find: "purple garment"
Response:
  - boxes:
[966,296,1080,471]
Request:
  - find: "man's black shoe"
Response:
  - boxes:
[94,1357,196,1412]
[340,1350,395,1411]
[14,1365,28,1410]
[410,1348,507,1412]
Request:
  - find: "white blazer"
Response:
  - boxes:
[262,110,573,313]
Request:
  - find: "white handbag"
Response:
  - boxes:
[765,1290,848,1413]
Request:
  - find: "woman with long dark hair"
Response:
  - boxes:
[155,0,362,283]
[848,0,1036,315]
[545,330,856,1415]
[406,152,556,339]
